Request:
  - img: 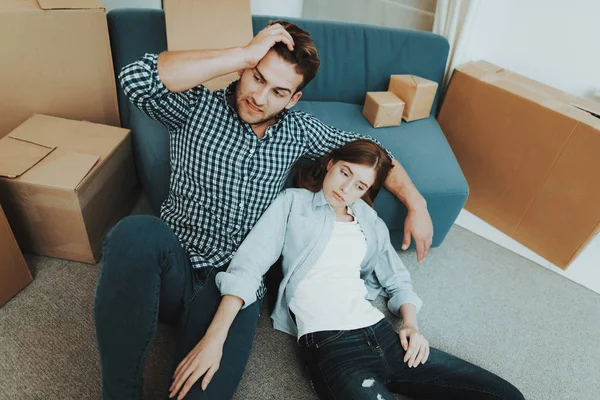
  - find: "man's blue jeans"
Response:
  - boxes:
[300,319,525,400]
[94,215,262,400]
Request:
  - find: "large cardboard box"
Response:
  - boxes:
[163,0,253,91]
[439,61,600,269]
[0,114,138,264]
[0,0,120,139]
[362,92,405,128]
[0,204,33,307]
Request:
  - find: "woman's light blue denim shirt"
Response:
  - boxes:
[216,188,422,337]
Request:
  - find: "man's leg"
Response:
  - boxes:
[370,320,525,400]
[173,266,262,400]
[94,215,193,400]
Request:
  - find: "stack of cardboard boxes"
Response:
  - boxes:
[0,0,138,305]
[363,75,439,128]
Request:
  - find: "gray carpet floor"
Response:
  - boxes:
[1,224,599,400]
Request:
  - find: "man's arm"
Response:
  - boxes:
[384,159,433,263]
[120,23,295,132]
[157,48,249,93]
[299,113,434,261]
[157,23,295,93]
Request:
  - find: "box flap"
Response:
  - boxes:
[0,137,55,178]
[37,0,103,10]
[8,114,76,148]
[1,114,126,190]
[413,76,438,87]
[18,151,99,190]
[458,61,504,79]
[570,100,600,120]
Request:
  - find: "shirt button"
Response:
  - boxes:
[239,202,244,209]
[243,176,248,181]
[249,148,255,154]
[235,224,241,229]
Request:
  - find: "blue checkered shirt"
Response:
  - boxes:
[120,53,387,279]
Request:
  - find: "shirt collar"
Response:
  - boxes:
[312,190,330,208]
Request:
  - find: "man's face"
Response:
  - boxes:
[235,50,304,126]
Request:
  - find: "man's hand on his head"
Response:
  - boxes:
[242,23,295,69]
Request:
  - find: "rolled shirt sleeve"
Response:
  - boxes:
[119,53,209,131]
[372,218,423,316]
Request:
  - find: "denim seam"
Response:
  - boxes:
[183,266,215,310]
[131,277,160,398]
[315,348,338,400]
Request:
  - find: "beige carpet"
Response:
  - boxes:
[1,224,599,400]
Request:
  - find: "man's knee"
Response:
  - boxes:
[101,215,178,276]
[105,215,169,247]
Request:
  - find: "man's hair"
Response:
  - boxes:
[293,139,394,207]
[267,20,320,92]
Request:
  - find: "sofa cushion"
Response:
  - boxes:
[293,101,468,238]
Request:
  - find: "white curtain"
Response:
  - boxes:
[433,0,480,90]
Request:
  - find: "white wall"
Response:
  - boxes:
[464,0,600,100]
[455,0,600,294]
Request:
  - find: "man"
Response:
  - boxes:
[94,21,433,400]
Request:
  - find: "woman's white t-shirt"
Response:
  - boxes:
[289,208,385,339]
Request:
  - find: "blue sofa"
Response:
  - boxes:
[107,9,468,250]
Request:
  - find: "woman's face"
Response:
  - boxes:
[322,160,376,208]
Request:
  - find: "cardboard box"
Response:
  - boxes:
[362,92,405,128]
[164,0,253,91]
[0,0,120,139]
[438,60,600,269]
[0,114,139,264]
[388,75,438,121]
[0,204,33,307]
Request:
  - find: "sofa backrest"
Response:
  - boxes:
[107,9,449,129]
[252,16,449,108]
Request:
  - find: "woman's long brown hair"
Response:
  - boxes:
[294,139,394,207]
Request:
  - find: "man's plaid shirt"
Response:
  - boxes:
[120,53,387,275]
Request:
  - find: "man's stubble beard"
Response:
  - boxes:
[235,84,286,127]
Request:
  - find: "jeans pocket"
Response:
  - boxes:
[312,330,345,349]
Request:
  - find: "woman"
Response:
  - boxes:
[169,139,525,400]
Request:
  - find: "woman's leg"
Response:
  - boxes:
[300,329,395,400]
[94,215,193,400]
[370,320,525,400]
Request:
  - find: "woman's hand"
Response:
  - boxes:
[399,326,430,368]
[169,333,225,399]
